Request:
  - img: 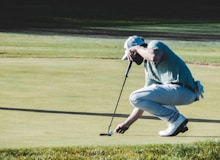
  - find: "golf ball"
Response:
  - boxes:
[108,130,113,135]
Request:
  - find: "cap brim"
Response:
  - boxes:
[121,53,128,60]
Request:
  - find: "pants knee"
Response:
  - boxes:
[129,91,140,106]
[130,91,152,111]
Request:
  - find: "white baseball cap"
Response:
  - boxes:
[122,35,146,60]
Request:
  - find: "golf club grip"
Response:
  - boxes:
[125,61,133,77]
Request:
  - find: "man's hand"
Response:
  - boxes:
[114,108,144,134]
[114,123,129,134]
[131,51,144,65]
[125,49,144,65]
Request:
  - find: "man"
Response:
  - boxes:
[114,35,204,136]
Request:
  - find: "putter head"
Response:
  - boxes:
[99,133,112,136]
[99,130,113,136]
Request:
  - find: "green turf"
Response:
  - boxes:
[0,32,219,150]
[92,22,220,35]
[1,141,219,159]
[0,32,220,65]
[0,58,219,148]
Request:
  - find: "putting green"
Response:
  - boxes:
[0,58,219,148]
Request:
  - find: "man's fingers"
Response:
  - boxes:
[127,56,133,62]
[114,125,129,134]
[125,49,134,62]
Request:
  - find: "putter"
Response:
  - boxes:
[100,61,133,136]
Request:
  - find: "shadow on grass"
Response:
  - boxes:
[0,107,220,124]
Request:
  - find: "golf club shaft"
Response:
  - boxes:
[108,61,133,132]
[125,60,133,77]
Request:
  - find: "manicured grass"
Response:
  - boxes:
[0,58,219,148]
[0,31,219,159]
[92,21,220,35]
[0,32,220,65]
[0,32,122,59]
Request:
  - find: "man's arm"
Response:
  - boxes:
[114,108,144,134]
[127,46,163,63]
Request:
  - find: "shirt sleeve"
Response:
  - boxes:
[147,40,164,51]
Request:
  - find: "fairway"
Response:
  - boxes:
[0,58,219,148]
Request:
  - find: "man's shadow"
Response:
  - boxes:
[1,107,220,123]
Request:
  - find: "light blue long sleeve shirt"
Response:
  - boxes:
[144,40,195,90]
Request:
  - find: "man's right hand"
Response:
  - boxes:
[114,108,144,134]
[114,123,129,134]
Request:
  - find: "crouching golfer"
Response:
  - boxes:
[114,35,204,136]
